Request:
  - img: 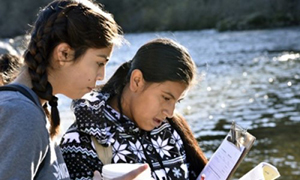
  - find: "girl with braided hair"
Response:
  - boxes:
[0,0,150,179]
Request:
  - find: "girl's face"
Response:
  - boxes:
[49,45,113,99]
[129,80,188,131]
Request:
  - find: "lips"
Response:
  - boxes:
[153,118,163,127]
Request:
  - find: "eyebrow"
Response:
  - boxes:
[163,91,184,102]
[163,91,177,100]
[178,97,184,102]
[97,55,110,62]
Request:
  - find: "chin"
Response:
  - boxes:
[142,126,155,132]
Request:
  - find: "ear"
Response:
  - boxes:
[52,43,74,66]
[129,69,145,92]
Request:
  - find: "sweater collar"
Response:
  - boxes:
[72,91,140,146]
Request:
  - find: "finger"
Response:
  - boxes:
[93,170,102,180]
[113,164,149,180]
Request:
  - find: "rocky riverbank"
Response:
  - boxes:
[1,0,299,38]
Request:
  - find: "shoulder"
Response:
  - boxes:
[60,129,100,179]
[60,126,97,157]
[0,92,50,169]
[0,85,43,113]
[0,90,46,127]
[60,127,100,178]
[0,90,49,144]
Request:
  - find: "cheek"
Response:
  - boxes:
[134,98,160,120]
[78,70,96,82]
[130,97,147,123]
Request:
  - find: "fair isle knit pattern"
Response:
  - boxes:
[60,91,193,180]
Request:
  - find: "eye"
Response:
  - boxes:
[162,95,171,101]
[97,62,105,67]
[177,99,183,104]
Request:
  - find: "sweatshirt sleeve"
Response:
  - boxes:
[0,98,49,179]
[60,130,103,179]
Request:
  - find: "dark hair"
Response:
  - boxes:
[0,53,22,85]
[102,38,196,96]
[23,0,123,138]
[169,113,208,177]
[102,38,206,173]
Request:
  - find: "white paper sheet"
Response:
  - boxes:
[197,135,245,180]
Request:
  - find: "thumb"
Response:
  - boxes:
[93,170,102,180]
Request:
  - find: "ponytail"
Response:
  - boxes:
[168,113,208,177]
[101,60,132,96]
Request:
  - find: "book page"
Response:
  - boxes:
[239,162,280,180]
[197,135,245,180]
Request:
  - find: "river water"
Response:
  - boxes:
[4,27,300,179]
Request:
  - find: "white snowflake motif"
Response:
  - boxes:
[151,136,173,158]
[113,140,131,162]
[172,130,183,150]
[172,167,182,178]
[181,164,189,179]
[99,126,111,137]
[129,141,145,161]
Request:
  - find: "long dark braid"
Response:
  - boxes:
[24,0,124,138]
[24,2,77,138]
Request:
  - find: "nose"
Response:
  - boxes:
[96,66,105,81]
[163,103,175,119]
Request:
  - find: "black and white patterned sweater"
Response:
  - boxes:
[60,92,197,180]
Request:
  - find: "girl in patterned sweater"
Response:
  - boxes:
[60,38,208,180]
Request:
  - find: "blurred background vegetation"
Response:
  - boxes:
[0,0,299,38]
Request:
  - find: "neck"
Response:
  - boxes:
[13,66,32,87]
[12,66,47,105]
[108,86,132,120]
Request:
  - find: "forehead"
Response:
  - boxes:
[148,81,188,99]
[75,46,113,62]
[86,46,114,56]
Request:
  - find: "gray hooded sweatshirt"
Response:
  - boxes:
[0,84,70,180]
